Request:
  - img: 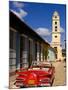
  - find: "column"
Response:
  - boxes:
[16,32,20,70]
[39,44,41,61]
[41,44,43,61]
[37,42,40,63]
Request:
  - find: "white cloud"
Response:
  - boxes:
[19,9,28,18]
[11,9,28,20]
[11,2,27,20]
[35,27,51,36]
[60,27,64,33]
[13,2,24,8]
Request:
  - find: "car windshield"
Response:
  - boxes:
[29,65,51,71]
[29,66,41,70]
[41,67,50,71]
[31,68,41,70]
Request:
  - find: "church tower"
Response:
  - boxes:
[51,11,62,60]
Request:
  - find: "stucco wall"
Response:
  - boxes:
[47,48,56,61]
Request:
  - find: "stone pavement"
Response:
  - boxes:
[53,61,66,86]
[9,75,19,89]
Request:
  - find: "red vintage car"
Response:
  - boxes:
[15,62,55,88]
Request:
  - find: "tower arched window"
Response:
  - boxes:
[55,26,57,28]
[55,16,57,18]
[55,22,57,24]
[55,36,57,38]
[55,29,57,31]
[55,26,57,31]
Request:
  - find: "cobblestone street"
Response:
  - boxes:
[53,61,66,86]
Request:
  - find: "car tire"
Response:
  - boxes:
[20,86,26,88]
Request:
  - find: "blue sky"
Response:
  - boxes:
[9,1,66,49]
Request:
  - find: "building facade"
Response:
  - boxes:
[51,11,62,60]
[9,11,51,75]
[9,10,56,77]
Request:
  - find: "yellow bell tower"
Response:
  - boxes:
[51,11,62,60]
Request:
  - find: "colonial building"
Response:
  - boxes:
[10,10,48,75]
[9,10,56,76]
[51,11,62,60]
